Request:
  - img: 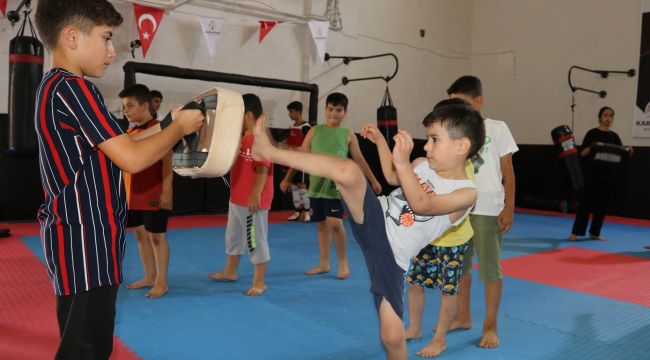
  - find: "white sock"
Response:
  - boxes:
[290,185,301,210]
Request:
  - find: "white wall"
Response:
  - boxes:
[470,0,648,146]
[2,0,648,145]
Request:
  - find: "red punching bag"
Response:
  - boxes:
[377,86,397,148]
[551,125,584,192]
[2,12,44,154]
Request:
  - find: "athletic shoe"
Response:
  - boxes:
[302,209,311,223]
[288,211,301,221]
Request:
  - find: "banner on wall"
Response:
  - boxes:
[308,20,329,62]
[634,4,650,137]
[198,17,225,57]
[1,0,6,16]
[133,4,165,58]
[259,20,277,43]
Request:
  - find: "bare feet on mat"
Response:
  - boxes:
[246,284,267,296]
[416,339,446,358]
[404,326,422,341]
[478,327,499,349]
[568,234,578,241]
[589,234,607,241]
[127,278,154,289]
[305,264,330,275]
[337,261,350,279]
[434,318,472,333]
[208,272,238,282]
[146,285,168,298]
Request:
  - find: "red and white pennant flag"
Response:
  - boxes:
[1,0,7,16]
[259,20,278,43]
[133,4,165,58]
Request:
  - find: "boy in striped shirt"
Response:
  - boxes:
[34,1,203,358]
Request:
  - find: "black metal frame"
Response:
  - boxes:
[324,52,399,85]
[123,62,319,124]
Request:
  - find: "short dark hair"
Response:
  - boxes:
[243,93,263,119]
[150,90,163,100]
[423,99,486,159]
[446,75,483,98]
[287,101,303,113]
[326,92,348,111]
[598,106,615,118]
[35,0,123,50]
[119,84,152,105]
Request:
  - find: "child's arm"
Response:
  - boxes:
[360,123,399,185]
[159,150,174,210]
[392,130,476,220]
[280,127,315,192]
[497,154,515,234]
[348,130,382,194]
[98,110,203,174]
[248,165,269,212]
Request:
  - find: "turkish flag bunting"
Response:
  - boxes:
[259,20,277,43]
[1,0,7,16]
[133,4,165,58]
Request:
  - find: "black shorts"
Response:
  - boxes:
[291,170,308,185]
[309,197,344,222]
[127,210,169,233]
[342,182,405,319]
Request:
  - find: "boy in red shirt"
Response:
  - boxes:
[208,94,274,296]
[120,84,172,298]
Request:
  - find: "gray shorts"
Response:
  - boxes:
[225,202,270,264]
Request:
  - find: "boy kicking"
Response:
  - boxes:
[252,99,484,359]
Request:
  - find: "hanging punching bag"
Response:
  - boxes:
[3,12,44,155]
[551,125,584,192]
[377,86,397,148]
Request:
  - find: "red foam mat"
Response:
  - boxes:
[503,246,650,307]
[0,234,140,359]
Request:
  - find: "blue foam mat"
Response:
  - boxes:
[20,212,650,359]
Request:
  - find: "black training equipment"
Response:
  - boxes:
[3,12,43,154]
[377,86,397,148]
[551,125,584,192]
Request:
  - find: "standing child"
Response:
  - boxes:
[281,93,382,279]
[281,101,312,222]
[447,75,518,349]
[252,99,484,359]
[150,90,163,120]
[120,84,172,298]
[34,1,203,358]
[208,94,274,296]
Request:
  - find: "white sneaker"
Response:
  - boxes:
[288,211,301,221]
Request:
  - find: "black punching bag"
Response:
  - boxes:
[551,125,584,192]
[3,13,44,155]
[377,86,397,148]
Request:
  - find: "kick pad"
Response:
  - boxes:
[502,246,650,307]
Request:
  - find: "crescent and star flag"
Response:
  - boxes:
[133,4,165,58]
[259,20,278,43]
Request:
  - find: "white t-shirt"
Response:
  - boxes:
[471,118,518,216]
[379,161,475,271]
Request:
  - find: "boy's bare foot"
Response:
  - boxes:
[416,339,446,358]
[404,326,422,340]
[146,285,168,298]
[568,234,577,241]
[246,284,267,296]
[478,327,499,348]
[127,278,155,289]
[251,116,274,162]
[589,234,607,241]
[208,272,238,282]
[337,262,350,279]
[434,318,472,333]
[305,264,330,275]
